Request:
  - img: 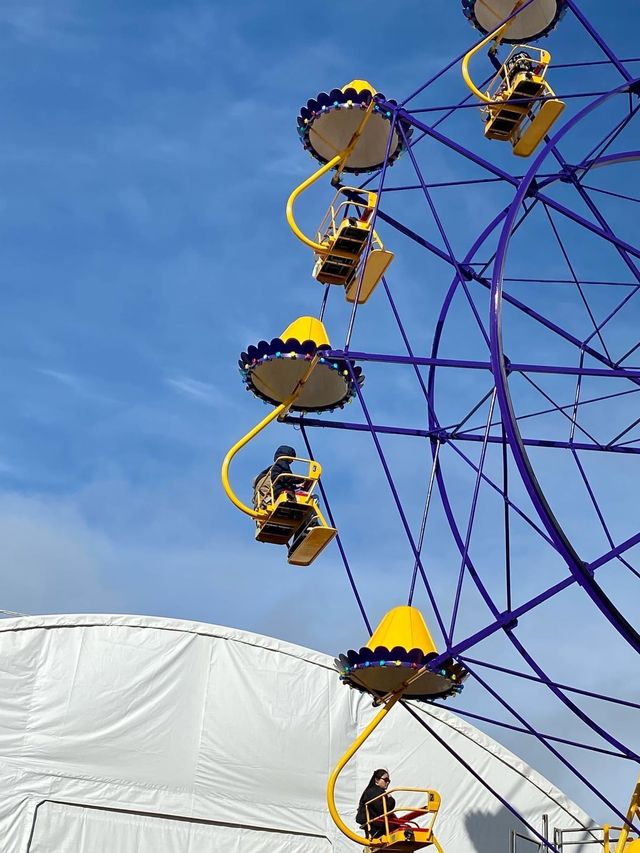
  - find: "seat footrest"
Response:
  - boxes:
[345,249,394,304]
[375,827,435,852]
[287,525,337,566]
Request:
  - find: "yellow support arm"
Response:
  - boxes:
[615,776,640,853]
[221,401,290,519]
[461,1,525,103]
[286,100,377,252]
[286,154,343,252]
[327,690,403,846]
[221,356,319,519]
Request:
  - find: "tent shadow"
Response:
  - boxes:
[464,804,544,853]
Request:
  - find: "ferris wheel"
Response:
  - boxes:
[222,2,640,851]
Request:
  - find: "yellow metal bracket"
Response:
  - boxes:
[326,689,403,847]
[613,776,640,853]
[326,663,432,846]
[286,100,377,252]
[220,355,319,519]
[461,0,526,103]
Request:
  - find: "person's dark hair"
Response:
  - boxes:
[367,769,389,787]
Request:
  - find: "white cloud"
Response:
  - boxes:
[165,375,229,406]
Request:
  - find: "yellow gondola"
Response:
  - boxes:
[287,80,404,305]
[222,317,360,567]
[462,22,565,157]
[326,607,468,853]
[312,187,394,303]
[361,788,443,853]
[252,453,336,566]
[482,46,565,156]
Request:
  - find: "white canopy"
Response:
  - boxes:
[0,614,595,852]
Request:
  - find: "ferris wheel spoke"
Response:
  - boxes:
[401,703,561,853]
[541,203,614,362]
[400,123,493,348]
[346,362,451,644]
[570,448,640,579]
[518,372,603,447]
[582,184,640,205]
[298,424,373,634]
[565,0,634,84]
[460,657,640,819]
[462,655,640,710]
[588,528,640,573]
[571,98,640,184]
[449,389,498,641]
[456,384,640,439]
[429,703,632,760]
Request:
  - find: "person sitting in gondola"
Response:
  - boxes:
[253,445,298,510]
[505,50,539,78]
[356,769,397,839]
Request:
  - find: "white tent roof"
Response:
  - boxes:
[0,614,595,852]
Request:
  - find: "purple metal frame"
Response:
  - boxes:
[489,79,640,655]
[278,0,640,830]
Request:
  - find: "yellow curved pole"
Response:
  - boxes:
[327,690,402,846]
[221,354,320,518]
[221,400,289,519]
[461,21,511,103]
[286,154,342,252]
[287,98,377,251]
[462,0,528,103]
[614,776,640,853]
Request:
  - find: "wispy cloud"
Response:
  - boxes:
[165,375,228,406]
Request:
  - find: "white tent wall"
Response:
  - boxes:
[0,615,594,853]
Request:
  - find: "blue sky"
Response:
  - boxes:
[0,0,639,828]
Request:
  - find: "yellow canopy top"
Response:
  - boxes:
[341,79,377,96]
[280,316,330,348]
[366,606,438,656]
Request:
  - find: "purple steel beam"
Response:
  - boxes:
[344,113,398,349]
[369,199,640,381]
[537,150,640,192]
[401,702,562,853]
[588,528,640,572]
[414,166,640,769]
[464,656,640,711]
[566,0,634,83]
[298,424,372,634]
[461,659,640,824]
[429,704,631,761]
[554,58,640,69]
[378,98,640,262]
[344,360,450,644]
[449,391,497,639]
[327,350,640,379]
[489,80,640,656]
[283,415,640,455]
[407,90,620,113]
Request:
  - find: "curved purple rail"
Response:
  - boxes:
[489,80,640,654]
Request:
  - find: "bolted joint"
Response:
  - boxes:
[525,177,539,197]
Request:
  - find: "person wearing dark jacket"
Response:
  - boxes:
[253,445,298,505]
[356,769,396,838]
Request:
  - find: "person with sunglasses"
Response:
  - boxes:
[356,769,396,838]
